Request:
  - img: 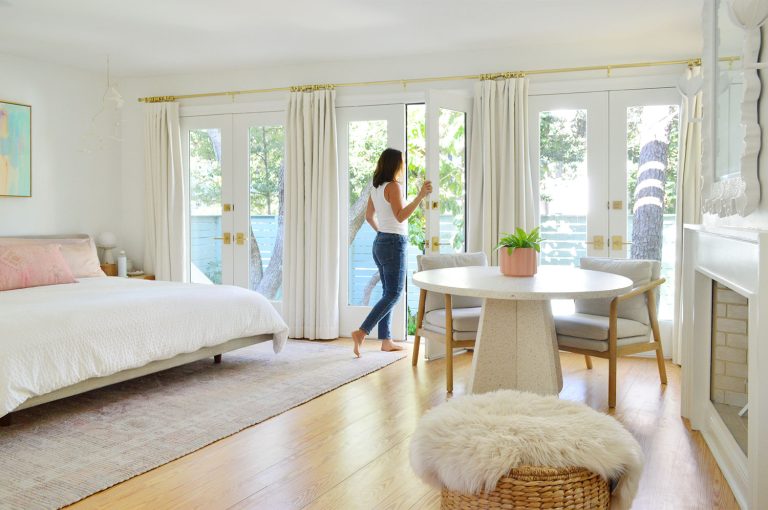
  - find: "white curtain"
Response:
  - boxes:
[468,77,536,264]
[143,102,188,282]
[672,67,703,365]
[283,89,340,339]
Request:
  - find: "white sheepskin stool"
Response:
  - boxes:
[410,390,643,510]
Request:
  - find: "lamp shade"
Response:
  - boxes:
[96,232,117,249]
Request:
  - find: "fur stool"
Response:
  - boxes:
[410,390,643,510]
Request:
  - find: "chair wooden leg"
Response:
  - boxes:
[445,294,454,393]
[412,289,427,367]
[647,289,668,385]
[584,355,593,370]
[608,352,617,408]
[608,300,618,408]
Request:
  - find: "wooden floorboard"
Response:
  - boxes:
[67,340,739,510]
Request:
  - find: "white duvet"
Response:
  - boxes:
[0,278,288,416]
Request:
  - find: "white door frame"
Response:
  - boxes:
[232,111,286,313]
[337,104,407,340]
[425,90,473,254]
[529,92,611,260]
[181,115,234,285]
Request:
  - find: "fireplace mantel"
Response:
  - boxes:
[681,225,768,508]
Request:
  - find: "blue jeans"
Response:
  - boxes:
[360,232,407,339]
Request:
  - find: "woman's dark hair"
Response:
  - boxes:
[372,148,404,188]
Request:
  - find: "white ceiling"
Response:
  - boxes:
[0,0,703,78]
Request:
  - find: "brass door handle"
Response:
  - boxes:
[610,236,632,250]
[213,232,232,245]
[585,235,605,250]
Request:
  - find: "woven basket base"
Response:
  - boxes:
[441,465,610,510]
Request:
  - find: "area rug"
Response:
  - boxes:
[0,340,405,509]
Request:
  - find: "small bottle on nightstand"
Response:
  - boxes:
[117,251,127,277]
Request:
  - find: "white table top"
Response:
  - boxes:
[412,265,633,300]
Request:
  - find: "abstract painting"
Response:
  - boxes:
[0,100,31,197]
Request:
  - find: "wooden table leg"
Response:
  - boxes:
[468,298,562,395]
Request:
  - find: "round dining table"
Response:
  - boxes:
[412,265,633,395]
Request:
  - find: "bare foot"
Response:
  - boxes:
[381,339,405,352]
[352,329,366,358]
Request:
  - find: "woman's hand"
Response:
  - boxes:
[418,180,433,199]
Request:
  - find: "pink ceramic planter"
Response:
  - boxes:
[499,247,538,276]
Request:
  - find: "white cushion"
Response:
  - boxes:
[424,307,481,332]
[554,313,649,340]
[557,334,651,353]
[417,252,487,313]
[575,257,660,325]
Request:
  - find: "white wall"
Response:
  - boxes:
[0,53,121,243]
[118,43,694,263]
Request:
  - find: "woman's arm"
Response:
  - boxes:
[365,196,379,231]
[385,180,432,223]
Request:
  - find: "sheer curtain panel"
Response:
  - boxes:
[143,102,188,282]
[283,89,340,339]
[467,77,536,264]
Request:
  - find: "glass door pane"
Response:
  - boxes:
[247,125,284,299]
[437,108,467,253]
[610,89,681,322]
[347,119,388,307]
[337,105,406,340]
[184,115,233,285]
[537,109,588,267]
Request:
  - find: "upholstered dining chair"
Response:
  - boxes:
[412,252,487,393]
[554,257,668,408]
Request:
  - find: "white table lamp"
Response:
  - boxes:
[96,232,117,264]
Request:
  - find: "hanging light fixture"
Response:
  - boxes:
[80,56,123,153]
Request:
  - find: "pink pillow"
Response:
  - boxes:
[0,244,77,291]
[0,237,105,278]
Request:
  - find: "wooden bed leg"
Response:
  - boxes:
[0,413,12,427]
[214,354,222,364]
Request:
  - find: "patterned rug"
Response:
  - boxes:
[0,340,405,509]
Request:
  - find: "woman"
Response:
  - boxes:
[352,148,432,357]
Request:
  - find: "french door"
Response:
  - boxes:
[530,88,681,348]
[338,93,471,341]
[424,91,472,254]
[338,105,406,339]
[183,111,286,311]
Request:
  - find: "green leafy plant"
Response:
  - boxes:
[496,227,543,255]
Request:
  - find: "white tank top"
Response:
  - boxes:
[371,182,408,236]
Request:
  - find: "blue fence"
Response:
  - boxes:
[191,215,279,283]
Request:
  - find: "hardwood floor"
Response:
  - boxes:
[68,340,739,510]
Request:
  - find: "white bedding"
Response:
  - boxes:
[0,278,289,415]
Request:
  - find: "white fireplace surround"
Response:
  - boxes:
[681,225,768,509]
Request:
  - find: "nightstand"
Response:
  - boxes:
[128,274,155,280]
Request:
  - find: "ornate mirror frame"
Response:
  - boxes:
[702,0,764,216]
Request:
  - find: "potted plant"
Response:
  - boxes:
[496,227,543,277]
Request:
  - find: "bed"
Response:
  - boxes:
[0,235,289,424]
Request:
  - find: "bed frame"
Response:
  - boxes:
[0,335,273,426]
[0,234,275,426]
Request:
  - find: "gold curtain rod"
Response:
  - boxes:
[138,56,724,103]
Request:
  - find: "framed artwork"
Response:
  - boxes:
[0,100,32,198]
